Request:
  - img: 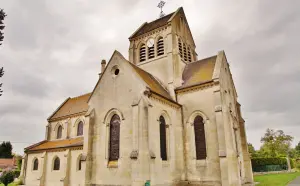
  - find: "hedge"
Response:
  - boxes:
[251,158,288,172]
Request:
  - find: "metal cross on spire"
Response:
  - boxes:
[157,1,166,18]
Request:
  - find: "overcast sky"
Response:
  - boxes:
[0,0,299,154]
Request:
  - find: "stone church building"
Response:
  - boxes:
[20,7,253,186]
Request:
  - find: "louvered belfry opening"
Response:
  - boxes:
[109,114,121,161]
[194,116,207,160]
[188,47,192,62]
[159,116,167,161]
[157,37,164,56]
[140,44,146,62]
[178,39,183,58]
[183,43,187,61]
[148,45,155,59]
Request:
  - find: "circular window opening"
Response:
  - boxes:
[114,69,120,75]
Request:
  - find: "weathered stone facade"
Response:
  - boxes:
[20,7,253,186]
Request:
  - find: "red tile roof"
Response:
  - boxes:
[48,93,91,121]
[25,137,83,152]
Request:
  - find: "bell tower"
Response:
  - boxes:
[128,7,197,99]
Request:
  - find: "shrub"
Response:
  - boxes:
[12,169,20,178]
[0,171,14,186]
[251,157,288,172]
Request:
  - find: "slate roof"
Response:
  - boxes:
[25,137,83,152]
[48,93,91,121]
[129,12,175,39]
[179,55,217,89]
[127,62,172,100]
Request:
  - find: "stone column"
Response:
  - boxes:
[131,97,142,186]
[40,152,47,186]
[20,154,28,184]
[62,149,71,186]
[223,107,240,186]
[239,120,254,183]
[213,87,228,185]
[84,109,95,186]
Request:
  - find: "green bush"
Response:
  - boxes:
[290,159,295,169]
[0,171,14,186]
[12,169,20,178]
[251,158,288,172]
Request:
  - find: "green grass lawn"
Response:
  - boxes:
[0,183,18,186]
[254,171,300,186]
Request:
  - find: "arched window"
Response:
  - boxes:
[78,155,83,171]
[33,158,38,170]
[178,38,183,58]
[194,116,207,160]
[53,157,60,170]
[77,121,83,136]
[57,125,62,139]
[183,43,187,61]
[159,116,167,161]
[109,114,120,161]
[188,47,192,62]
[157,37,164,56]
[139,44,146,62]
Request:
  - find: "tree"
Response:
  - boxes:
[0,142,13,158]
[260,128,293,157]
[295,141,300,153]
[0,67,4,96]
[0,9,6,96]
[0,171,14,186]
[0,9,6,45]
[247,143,258,157]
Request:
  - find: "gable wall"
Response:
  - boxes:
[88,54,147,185]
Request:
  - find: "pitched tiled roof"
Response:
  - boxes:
[0,159,16,169]
[25,137,83,152]
[129,12,175,39]
[127,62,172,100]
[179,55,217,89]
[48,93,91,121]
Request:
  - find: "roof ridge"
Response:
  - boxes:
[71,92,92,99]
[146,11,175,25]
[191,55,217,64]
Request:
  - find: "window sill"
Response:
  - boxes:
[162,160,170,167]
[137,55,166,66]
[196,159,207,168]
[107,160,118,168]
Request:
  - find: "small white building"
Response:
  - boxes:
[20,7,253,186]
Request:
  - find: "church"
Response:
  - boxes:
[20,7,254,186]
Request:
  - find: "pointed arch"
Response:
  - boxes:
[57,125,63,139]
[77,121,83,136]
[53,156,60,170]
[32,157,38,171]
[77,154,83,171]
[187,110,209,160]
[159,115,167,161]
[109,114,121,161]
